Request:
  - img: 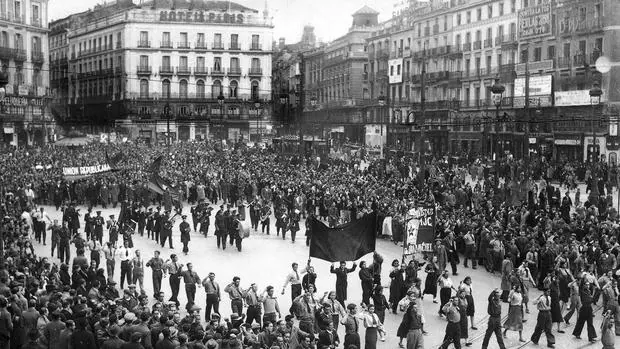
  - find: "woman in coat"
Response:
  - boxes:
[389,259,405,314]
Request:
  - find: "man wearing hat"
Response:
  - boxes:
[152,206,163,244]
[145,207,155,240]
[101,324,124,349]
[179,215,191,255]
[214,205,226,249]
[160,211,174,249]
[94,210,104,244]
[107,214,119,246]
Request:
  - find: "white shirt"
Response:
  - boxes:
[117,247,134,262]
[363,312,381,328]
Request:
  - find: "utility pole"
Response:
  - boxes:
[523,62,530,180]
[417,44,427,193]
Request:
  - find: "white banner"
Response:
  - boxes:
[555,90,606,106]
[62,164,112,177]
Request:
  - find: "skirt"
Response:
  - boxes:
[551,298,563,323]
[439,288,452,313]
[365,327,378,349]
[460,315,469,338]
[423,273,438,297]
[465,295,475,317]
[503,304,524,331]
[397,315,409,338]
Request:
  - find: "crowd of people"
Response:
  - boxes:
[1,139,620,349]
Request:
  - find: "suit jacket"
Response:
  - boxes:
[317,329,339,348]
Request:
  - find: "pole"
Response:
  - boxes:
[418,44,426,193]
[495,104,500,187]
[524,63,530,180]
[591,99,596,162]
[166,105,171,147]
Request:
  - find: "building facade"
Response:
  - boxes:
[0,0,51,147]
[302,6,379,148]
[54,0,273,144]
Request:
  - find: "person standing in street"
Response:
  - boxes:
[48,219,61,258]
[341,303,361,349]
[58,221,71,264]
[132,249,145,294]
[572,278,598,343]
[181,262,201,310]
[531,288,555,348]
[117,241,133,289]
[202,272,220,320]
[330,261,357,307]
[224,276,246,315]
[262,286,281,326]
[244,283,264,328]
[481,288,506,349]
[179,215,191,255]
[164,254,183,306]
[146,250,164,298]
[0,296,12,349]
[439,296,462,349]
[160,211,174,249]
[282,262,306,302]
[103,242,116,282]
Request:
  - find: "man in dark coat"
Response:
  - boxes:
[330,262,357,307]
[179,215,191,255]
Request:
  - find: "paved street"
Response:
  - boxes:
[31,188,609,349]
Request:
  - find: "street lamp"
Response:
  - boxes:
[163,103,172,146]
[589,82,603,163]
[254,99,261,143]
[491,77,505,188]
[378,95,386,159]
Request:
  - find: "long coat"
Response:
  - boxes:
[330,265,357,302]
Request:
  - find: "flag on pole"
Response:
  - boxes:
[309,212,377,262]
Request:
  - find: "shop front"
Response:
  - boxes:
[553,135,583,162]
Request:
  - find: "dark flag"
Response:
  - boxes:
[146,156,182,208]
[309,213,377,262]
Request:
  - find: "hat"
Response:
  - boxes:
[107,325,121,336]
[182,215,187,219]
[189,304,201,313]
[109,215,115,218]
[230,313,241,321]
[251,323,260,330]
[211,313,221,320]
[322,302,331,308]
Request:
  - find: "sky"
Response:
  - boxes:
[49,0,394,43]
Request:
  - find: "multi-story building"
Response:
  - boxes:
[0,0,51,147]
[302,6,379,147]
[56,0,273,144]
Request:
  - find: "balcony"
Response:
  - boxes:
[211,67,225,76]
[116,42,122,49]
[248,67,263,76]
[250,43,262,51]
[473,41,482,50]
[31,51,44,64]
[556,57,571,69]
[13,48,26,61]
[159,66,174,75]
[573,54,587,67]
[229,43,241,50]
[160,41,173,48]
[176,66,191,75]
[227,67,242,75]
[462,42,471,52]
[194,66,208,76]
[137,40,151,48]
[483,39,493,48]
[195,41,207,50]
[13,15,23,24]
[433,24,439,35]
[177,42,190,49]
[136,65,152,75]
[424,27,430,36]
[500,34,517,47]
[212,42,224,50]
[0,46,11,60]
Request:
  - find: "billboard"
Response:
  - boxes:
[555,90,607,106]
[518,2,552,39]
[514,75,552,97]
[388,58,403,84]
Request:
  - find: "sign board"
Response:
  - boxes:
[388,58,403,84]
[554,139,581,146]
[513,95,553,108]
[1,96,45,107]
[514,75,552,97]
[18,85,29,96]
[555,90,607,106]
[515,60,554,74]
[63,164,112,178]
[159,10,246,24]
[405,205,436,254]
[518,3,552,39]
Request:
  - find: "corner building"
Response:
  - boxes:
[57,0,273,143]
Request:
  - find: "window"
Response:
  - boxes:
[214,33,222,49]
[180,32,188,47]
[476,8,482,21]
[213,57,221,71]
[466,11,471,23]
[162,79,170,98]
[179,79,188,99]
[563,43,570,57]
[162,32,170,46]
[521,49,529,63]
[14,33,22,49]
[444,15,448,31]
[534,47,542,61]
[196,80,205,98]
[251,34,260,50]
[457,14,461,25]
[230,57,239,70]
[547,46,555,59]
[229,80,238,98]
[179,56,188,69]
[487,4,492,18]
[139,55,148,67]
[196,56,205,69]
[31,3,39,23]
[197,33,205,47]
[212,80,222,97]
[499,3,504,16]
[162,56,170,68]
[251,58,260,72]
[117,32,122,48]
[511,0,516,13]
[139,31,148,46]
[251,81,259,100]
[140,79,149,98]
[31,36,41,53]
[230,34,239,49]
[14,1,20,19]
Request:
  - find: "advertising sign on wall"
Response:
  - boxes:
[388,58,403,84]
[518,2,552,39]
[555,90,607,106]
[514,75,553,97]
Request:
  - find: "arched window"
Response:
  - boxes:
[162,79,170,98]
[179,79,188,99]
[212,80,222,98]
[229,80,238,98]
[251,81,259,100]
[196,80,205,98]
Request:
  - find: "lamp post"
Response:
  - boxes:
[310,96,318,154]
[378,94,386,159]
[254,99,261,143]
[217,93,225,141]
[106,103,112,132]
[589,82,602,163]
[163,103,171,146]
[491,77,505,188]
